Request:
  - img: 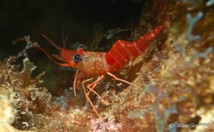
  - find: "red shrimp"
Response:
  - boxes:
[14,25,163,119]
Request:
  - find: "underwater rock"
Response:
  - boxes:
[0,87,19,132]
[0,87,15,124]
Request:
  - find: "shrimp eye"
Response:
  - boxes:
[73,54,82,63]
[77,44,87,50]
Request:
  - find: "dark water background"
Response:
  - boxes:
[0,0,143,58]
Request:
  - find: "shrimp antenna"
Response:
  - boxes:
[14,38,66,66]
[62,26,66,51]
[63,32,71,51]
[42,34,62,51]
[62,25,66,46]
[62,26,71,52]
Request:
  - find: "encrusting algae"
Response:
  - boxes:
[0,0,214,131]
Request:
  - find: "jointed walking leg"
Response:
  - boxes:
[73,70,80,96]
[82,77,102,119]
[107,72,139,88]
[86,76,108,104]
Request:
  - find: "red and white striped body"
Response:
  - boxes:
[76,25,163,75]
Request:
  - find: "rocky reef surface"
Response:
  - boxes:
[0,0,214,132]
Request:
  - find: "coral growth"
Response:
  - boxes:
[0,0,214,132]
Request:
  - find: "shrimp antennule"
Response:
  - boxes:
[13,37,70,67]
[42,34,63,50]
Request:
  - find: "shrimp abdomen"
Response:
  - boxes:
[105,25,163,72]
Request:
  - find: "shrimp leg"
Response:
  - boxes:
[73,70,89,96]
[82,77,102,119]
[107,72,140,88]
[86,75,109,104]
[87,75,104,95]
[73,70,80,96]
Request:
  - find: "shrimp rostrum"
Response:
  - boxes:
[15,25,163,118]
